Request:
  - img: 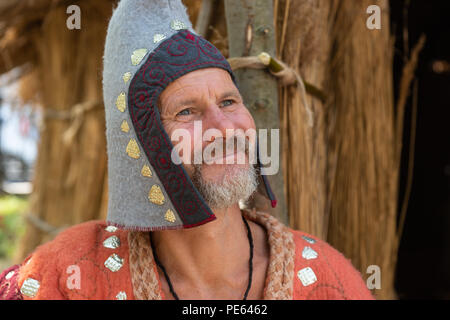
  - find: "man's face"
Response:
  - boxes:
[159,68,257,209]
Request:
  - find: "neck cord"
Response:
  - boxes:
[149,214,254,300]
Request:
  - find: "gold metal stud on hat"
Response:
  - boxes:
[116,92,127,112]
[170,19,186,30]
[141,165,152,177]
[126,139,141,159]
[131,49,148,66]
[153,34,166,44]
[148,185,165,205]
[165,209,176,223]
[120,120,130,133]
[123,72,132,83]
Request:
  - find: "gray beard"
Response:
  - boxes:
[191,164,258,210]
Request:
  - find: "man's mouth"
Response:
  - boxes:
[204,150,247,164]
[190,135,252,165]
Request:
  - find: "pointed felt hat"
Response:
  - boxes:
[103,0,276,231]
[103,0,238,230]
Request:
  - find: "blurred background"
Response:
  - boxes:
[0,0,448,299]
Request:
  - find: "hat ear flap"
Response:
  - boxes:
[256,139,277,208]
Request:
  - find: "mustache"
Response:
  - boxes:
[192,135,255,165]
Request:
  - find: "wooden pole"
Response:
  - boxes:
[224,0,287,224]
[195,0,214,37]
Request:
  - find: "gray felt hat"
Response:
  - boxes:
[103,0,234,231]
[103,0,276,231]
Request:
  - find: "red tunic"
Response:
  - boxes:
[0,210,374,300]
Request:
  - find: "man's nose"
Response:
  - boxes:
[202,104,236,139]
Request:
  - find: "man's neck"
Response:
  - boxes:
[150,204,256,298]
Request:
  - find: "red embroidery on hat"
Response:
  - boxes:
[128,29,235,228]
[186,33,195,41]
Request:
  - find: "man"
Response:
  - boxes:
[0,0,373,300]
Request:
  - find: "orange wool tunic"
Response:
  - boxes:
[0,213,374,300]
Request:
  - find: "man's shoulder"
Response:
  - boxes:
[289,229,344,262]
[41,220,125,251]
[24,220,125,261]
[287,229,374,300]
[4,221,133,300]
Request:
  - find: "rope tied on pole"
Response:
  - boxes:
[24,213,67,236]
[41,101,102,188]
[228,52,327,128]
[42,101,102,146]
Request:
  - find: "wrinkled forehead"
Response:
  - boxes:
[158,67,240,110]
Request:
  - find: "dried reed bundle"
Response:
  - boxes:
[274,0,407,299]
[325,0,398,299]
[274,0,332,238]
[14,0,112,260]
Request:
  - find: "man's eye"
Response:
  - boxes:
[221,99,234,107]
[177,109,191,116]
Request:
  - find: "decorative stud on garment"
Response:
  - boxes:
[116,291,127,300]
[122,72,132,83]
[116,92,127,112]
[302,246,318,260]
[170,19,186,30]
[148,185,165,205]
[153,33,166,44]
[297,267,317,287]
[302,235,316,244]
[126,139,141,159]
[103,235,121,249]
[105,225,118,233]
[131,49,148,66]
[120,120,130,133]
[141,165,152,177]
[20,278,40,298]
[5,271,14,280]
[104,253,124,272]
[165,209,176,223]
